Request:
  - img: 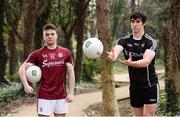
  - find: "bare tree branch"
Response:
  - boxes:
[153,0,167,11]
[68,0,91,36]
[37,0,51,17]
[5,13,23,42]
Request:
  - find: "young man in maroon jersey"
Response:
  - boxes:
[19,23,75,117]
[107,11,159,116]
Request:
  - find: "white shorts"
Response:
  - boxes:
[37,98,68,115]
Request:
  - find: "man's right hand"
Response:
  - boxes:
[24,85,34,94]
[106,48,118,61]
[107,45,123,62]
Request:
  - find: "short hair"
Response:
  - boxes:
[43,23,57,31]
[130,11,147,24]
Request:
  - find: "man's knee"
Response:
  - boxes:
[143,104,157,116]
[143,111,155,116]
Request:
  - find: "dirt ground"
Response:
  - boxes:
[84,98,133,116]
[0,96,35,116]
[0,82,131,116]
[1,96,133,116]
[1,70,166,116]
[0,82,100,116]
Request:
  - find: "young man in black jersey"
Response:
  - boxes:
[107,11,159,116]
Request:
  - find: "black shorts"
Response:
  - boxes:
[130,84,159,108]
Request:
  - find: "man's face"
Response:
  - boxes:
[130,18,145,34]
[43,29,58,46]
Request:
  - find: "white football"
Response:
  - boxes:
[26,65,42,83]
[83,37,103,59]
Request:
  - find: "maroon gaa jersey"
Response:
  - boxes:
[26,46,73,99]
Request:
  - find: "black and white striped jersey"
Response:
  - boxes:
[117,33,158,88]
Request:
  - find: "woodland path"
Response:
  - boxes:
[7,69,165,116]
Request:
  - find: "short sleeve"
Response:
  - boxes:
[116,38,126,48]
[146,39,157,52]
[26,50,39,65]
[66,49,73,65]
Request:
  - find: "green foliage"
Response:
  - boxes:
[4,0,21,15]
[156,91,166,115]
[6,74,20,82]
[164,78,180,115]
[156,90,180,116]
[47,0,77,25]
[81,57,101,82]
[111,0,126,37]
[155,58,164,70]
[0,82,24,103]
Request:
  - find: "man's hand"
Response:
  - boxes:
[119,52,133,66]
[24,85,34,94]
[66,94,74,103]
[107,48,118,61]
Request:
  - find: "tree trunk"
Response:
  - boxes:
[22,0,50,60]
[35,5,51,50]
[131,0,136,12]
[161,20,170,78]
[22,0,37,59]
[8,31,17,75]
[7,16,21,75]
[165,0,180,115]
[96,0,120,116]
[74,0,86,83]
[0,0,8,84]
[64,33,73,55]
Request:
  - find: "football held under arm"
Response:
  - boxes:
[18,62,34,94]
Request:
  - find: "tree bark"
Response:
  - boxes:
[131,0,136,12]
[0,0,8,84]
[74,0,86,83]
[22,0,50,60]
[165,0,180,115]
[8,31,17,75]
[96,0,120,116]
[22,0,36,59]
[6,15,21,75]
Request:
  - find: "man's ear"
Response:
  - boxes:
[143,22,146,26]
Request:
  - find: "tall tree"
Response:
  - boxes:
[8,28,18,75]
[5,0,22,75]
[165,0,180,115]
[96,0,120,115]
[74,0,87,83]
[0,0,8,84]
[131,0,136,12]
[34,2,51,50]
[111,0,124,38]
[22,0,50,59]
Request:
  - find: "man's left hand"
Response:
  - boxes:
[66,94,74,102]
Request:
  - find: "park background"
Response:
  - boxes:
[0,0,180,116]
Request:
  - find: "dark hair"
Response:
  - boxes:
[130,11,147,24]
[43,23,57,31]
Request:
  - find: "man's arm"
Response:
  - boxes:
[107,45,123,61]
[120,49,155,68]
[18,62,34,94]
[66,63,75,102]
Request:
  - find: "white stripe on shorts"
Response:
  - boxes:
[156,83,160,103]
